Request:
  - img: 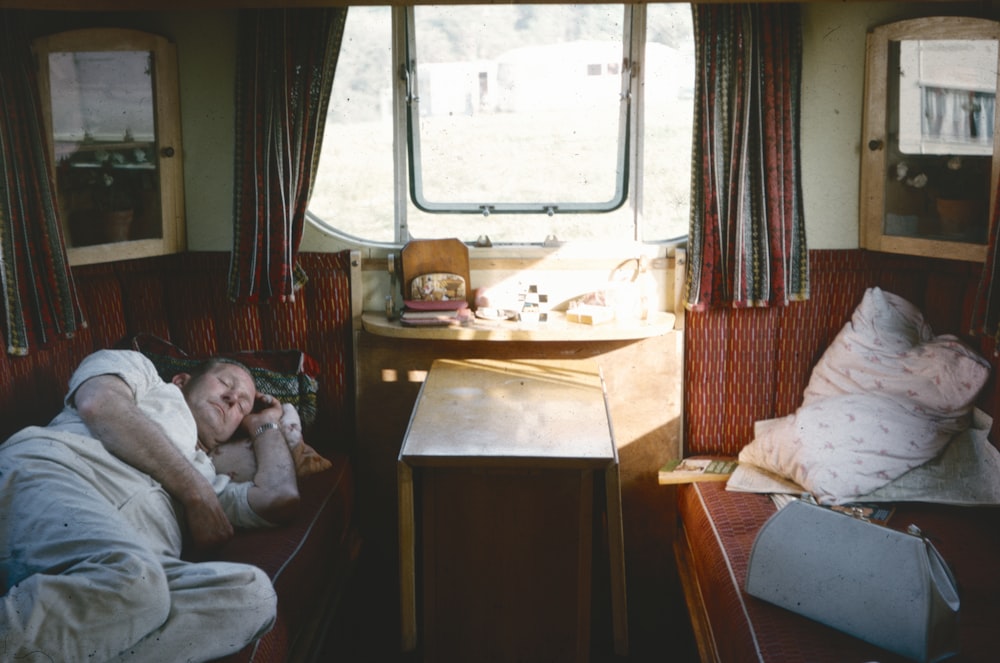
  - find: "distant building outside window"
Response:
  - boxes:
[308,4,693,246]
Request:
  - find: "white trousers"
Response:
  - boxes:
[0,429,276,663]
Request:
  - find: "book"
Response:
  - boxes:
[403,299,469,311]
[829,502,896,526]
[399,303,472,327]
[401,309,465,320]
[658,458,738,484]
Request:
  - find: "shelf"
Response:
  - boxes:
[54,140,154,151]
[362,310,676,342]
[65,162,156,171]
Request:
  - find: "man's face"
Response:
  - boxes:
[173,362,256,450]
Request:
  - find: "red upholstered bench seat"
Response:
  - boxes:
[676,481,1000,662]
[678,250,1000,662]
[214,455,360,662]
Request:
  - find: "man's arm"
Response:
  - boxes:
[73,374,234,550]
[241,395,301,524]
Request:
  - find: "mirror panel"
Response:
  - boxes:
[861,17,1000,262]
[884,38,995,244]
[47,49,162,246]
[34,28,185,266]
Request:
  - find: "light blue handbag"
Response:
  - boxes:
[745,499,960,662]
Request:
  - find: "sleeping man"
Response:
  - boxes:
[0,349,301,662]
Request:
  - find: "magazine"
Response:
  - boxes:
[658,458,738,484]
[771,493,896,526]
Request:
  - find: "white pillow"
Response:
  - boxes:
[803,287,990,423]
[862,410,1000,505]
[740,393,958,504]
[739,287,991,504]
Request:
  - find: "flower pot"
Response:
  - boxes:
[69,209,135,246]
[935,198,984,236]
[98,209,134,243]
[69,210,99,246]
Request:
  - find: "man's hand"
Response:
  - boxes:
[241,393,301,524]
[183,486,236,550]
[241,393,284,437]
[74,374,234,550]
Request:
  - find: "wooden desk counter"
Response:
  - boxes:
[398,358,628,661]
[364,309,675,343]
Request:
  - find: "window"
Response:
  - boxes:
[407,5,629,216]
[309,4,693,245]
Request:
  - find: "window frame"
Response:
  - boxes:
[402,4,635,217]
[308,4,666,247]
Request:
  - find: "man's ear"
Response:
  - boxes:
[171,373,192,389]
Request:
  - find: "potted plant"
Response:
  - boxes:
[896,155,989,236]
[90,153,136,243]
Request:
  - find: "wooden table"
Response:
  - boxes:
[398,358,628,661]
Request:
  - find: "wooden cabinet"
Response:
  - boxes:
[860,17,1000,262]
[34,28,185,266]
[353,325,682,658]
[397,358,628,661]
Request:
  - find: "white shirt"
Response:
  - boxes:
[41,349,271,529]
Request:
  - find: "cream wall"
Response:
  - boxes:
[167,11,238,251]
[800,2,888,249]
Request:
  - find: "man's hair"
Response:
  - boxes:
[187,357,255,385]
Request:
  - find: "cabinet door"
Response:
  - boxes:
[34,28,185,266]
[860,17,1000,262]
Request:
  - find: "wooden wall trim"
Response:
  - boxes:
[0,0,904,12]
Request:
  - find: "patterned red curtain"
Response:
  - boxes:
[228,8,347,303]
[973,190,1000,348]
[0,11,83,355]
[685,4,808,311]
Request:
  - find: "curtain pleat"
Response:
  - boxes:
[0,11,83,355]
[228,7,347,303]
[686,4,808,311]
[972,182,1000,347]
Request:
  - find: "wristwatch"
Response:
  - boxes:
[253,421,280,439]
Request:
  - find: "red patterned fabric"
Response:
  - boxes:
[686,4,808,310]
[0,10,84,355]
[678,481,1000,662]
[684,249,999,455]
[228,8,347,303]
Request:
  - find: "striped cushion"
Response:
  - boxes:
[127,332,321,430]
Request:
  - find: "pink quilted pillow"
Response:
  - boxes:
[740,288,990,504]
[803,287,989,422]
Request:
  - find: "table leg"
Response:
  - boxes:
[605,461,629,656]
[398,460,417,652]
